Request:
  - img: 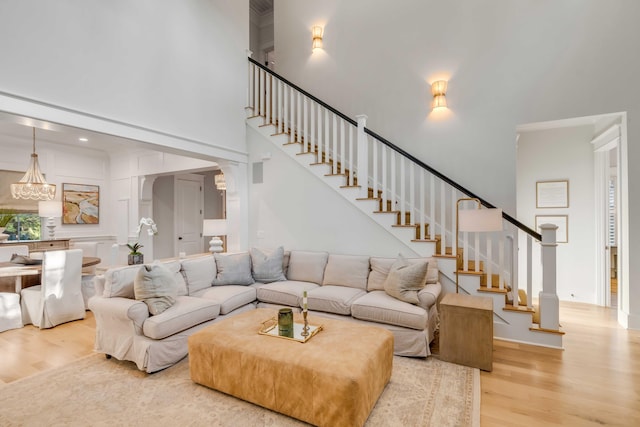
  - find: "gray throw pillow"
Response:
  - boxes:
[383,255,428,305]
[250,246,287,283]
[134,262,178,315]
[213,252,255,286]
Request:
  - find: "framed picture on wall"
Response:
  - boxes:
[536,180,569,208]
[535,215,568,243]
[62,183,100,224]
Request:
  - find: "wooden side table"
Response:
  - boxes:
[439,293,493,371]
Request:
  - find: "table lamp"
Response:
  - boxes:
[203,219,228,253]
[456,198,503,293]
[38,200,62,239]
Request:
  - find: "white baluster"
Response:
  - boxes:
[440,180,446,255]
[259,69,265,119]
[527,234,533,305]
[303,96,308,151]
[499,238,506,291]
[429,175,435,241]
[391,151,397,215]
[382,146,388,211]
[474,230,480,273]
[348,124,354,186]
[296,92,301,145]
[400,158,406,225]
[420,169,425,240]
[486,236,493,288]
[409,162,415,227]
[339,119,345,174]
[317,106,323,162]
[331,113,338,175]
[265,74,271,124]
[372,138,378,200]
[310,101,315,156]
[324,109,329,164]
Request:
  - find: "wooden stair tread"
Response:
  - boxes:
[340,185,361,189]
[529,325,565,335]
[457,270,484,276]
[270,132,289,137]
[411,239,439,243]
[373,210,399,214]
[503,304,536,313]
[477,286,508,294]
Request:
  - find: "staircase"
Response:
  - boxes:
[245,57,564,348]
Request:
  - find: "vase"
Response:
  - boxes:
[128,253,144,265]
[278,308,294,338]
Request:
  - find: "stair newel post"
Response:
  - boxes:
[356,114,368,198]
[539,223,560,330]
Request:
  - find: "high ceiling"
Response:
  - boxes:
[0,112,148,154]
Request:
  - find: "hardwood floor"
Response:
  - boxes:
[1,303,639,426]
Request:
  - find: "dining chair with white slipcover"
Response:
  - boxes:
[20,249,85,328]
[70,241,99,309]
[0,292,23,332]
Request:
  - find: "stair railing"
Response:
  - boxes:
[247,57,560,332]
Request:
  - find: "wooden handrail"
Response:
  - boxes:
[248,57,542,241]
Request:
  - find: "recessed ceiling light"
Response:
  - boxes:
[78,137,89,142]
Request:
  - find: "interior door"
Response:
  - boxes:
[175,174,204,256]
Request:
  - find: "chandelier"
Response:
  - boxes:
[10,127,56,201]
[214,172,226,191]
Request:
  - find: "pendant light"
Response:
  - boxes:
[10,127,56,200]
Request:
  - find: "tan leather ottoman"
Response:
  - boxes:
[188,308,394,427]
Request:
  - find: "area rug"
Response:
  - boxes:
[0,354,479,427]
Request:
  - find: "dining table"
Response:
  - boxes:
[0,256,101,293]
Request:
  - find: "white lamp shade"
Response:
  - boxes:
[38,201,62,218]
[203,219,228,236]
[459,208,503,232]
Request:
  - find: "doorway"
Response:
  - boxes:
[516,112,627,309]
[592,123,622,308]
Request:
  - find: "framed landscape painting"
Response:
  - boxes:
[62,183,99,224]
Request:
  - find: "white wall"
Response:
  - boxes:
[517,126,596,303]
[0,0,249,157]
[272,0,640,328]
[247,125,416,257]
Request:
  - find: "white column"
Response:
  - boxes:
[539,223,560,330]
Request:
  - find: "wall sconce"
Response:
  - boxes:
[312,26,323,50]
[431,80,448,110]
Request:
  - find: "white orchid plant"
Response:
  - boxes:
[127,217,158,255]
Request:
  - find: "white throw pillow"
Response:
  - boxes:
[250,246,287,283]
[213,252,255,286]
[383,255,428,305]
[134,262,178,315]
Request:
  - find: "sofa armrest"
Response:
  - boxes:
[417,283,442,310]
[89,296,149,336]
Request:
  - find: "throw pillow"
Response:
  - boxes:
[250,246,287,283]
[134,262,178,315]
[383,255,428,304]
[213,252,255,286]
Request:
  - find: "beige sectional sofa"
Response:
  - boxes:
[89,248,441,373]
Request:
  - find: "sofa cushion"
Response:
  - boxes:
[322,254,370,290]
[192,285,257,315]
[181,255,216,294]
[383,256,428,304]
[351,291,428,330]
[213,252,254,286]
[306,285,366,315]
[286,250,329,284]
[162,260,188,296]
[250,246,287,283]
[103,264,142,298]
[257,280,319,307]
[142,296,220,340]
[134,262,178,315]
[368,256,439,291]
